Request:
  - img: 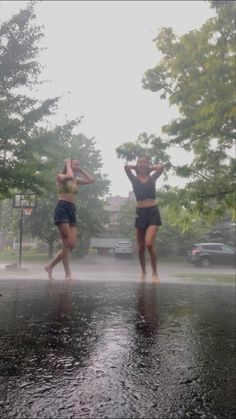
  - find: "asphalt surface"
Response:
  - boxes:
[0,258,235,418]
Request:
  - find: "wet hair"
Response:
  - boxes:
[137,155,150,163]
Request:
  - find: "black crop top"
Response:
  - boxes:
[127,172,156,201]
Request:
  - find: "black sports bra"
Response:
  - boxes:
[131,176,156,201]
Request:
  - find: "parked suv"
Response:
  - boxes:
[187,242,236,267]
[114,240,133,257]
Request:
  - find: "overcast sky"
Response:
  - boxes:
[0,1,215,197]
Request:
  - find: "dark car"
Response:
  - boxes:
[187,242,236,267]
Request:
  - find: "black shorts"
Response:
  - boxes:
[135,205,161,230]
[54,200,77,226]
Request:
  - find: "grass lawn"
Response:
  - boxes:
[0,251,48,262]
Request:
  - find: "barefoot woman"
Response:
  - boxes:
[45,158,95,280]
[125,156,164,282]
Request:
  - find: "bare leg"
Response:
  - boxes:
[59,224,77,280]
[64,226,77,280]
[44,250,62,279]
[146,225,159,282]
[45,224,77,280]
[137,228,146,281]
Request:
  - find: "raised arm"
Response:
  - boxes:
[124,164,137,183]
[150,164,165,182]
[57,159,74,183]
[76,167,95,185]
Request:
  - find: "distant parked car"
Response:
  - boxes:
[114,240,133,257]
[187,242,236,267]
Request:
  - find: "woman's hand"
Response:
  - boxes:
[150,164,165,181]
[63,158,74,178]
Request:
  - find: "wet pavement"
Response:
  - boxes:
[0,260,235,418]
[0,255,235,284]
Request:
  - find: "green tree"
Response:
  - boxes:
[24,195,58,258]
[200,217,236,247]
[0,2,59,198]
[117,1,235,222]
[157,188,210,255]
[0,198,18,235]
[142,0,235,219]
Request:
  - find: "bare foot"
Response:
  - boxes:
[141,272,146,282]
[44,265,54,280]
[152,273,160,283]
[65,274,75,281]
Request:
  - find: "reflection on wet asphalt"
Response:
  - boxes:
[0,280,235,418]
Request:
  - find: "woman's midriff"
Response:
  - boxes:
[58,193,76,204]
[136,199,156,208]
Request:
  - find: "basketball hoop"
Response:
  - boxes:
[23,208,33,216]
[13,193,37,209]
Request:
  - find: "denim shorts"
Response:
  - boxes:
[54,200,77,226]
[135,205,162,230]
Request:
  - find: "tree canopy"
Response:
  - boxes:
[0,2,59,198]
[117,1,235,221]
